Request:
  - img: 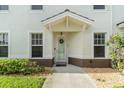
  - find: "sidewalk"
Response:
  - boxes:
[43,64,96,88]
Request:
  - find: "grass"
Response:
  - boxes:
[0,76,46,88]
[113,85,124,88]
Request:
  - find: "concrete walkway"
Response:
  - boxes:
[43,64,96,88]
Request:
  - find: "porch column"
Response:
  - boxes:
[44,24,53,59]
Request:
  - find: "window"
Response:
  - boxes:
[93,5,105,10]
[31,33,43,57]
[31,5,43,10]
[0,33,8,57]
[0,5,8,10]
[94,33,105,57]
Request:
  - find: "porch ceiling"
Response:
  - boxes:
[50,16,85,32]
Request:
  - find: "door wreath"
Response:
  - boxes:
[59,38,64,44]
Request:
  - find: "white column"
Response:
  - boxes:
[44,24,53,59]
[81,24,87,59]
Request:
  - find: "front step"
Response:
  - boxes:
[56,62,67,66]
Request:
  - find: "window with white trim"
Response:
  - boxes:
[31,33,43,57]
[94,33,105,57]
[0,33,8,57]
[0,5,8,10]
[31,5,43,10]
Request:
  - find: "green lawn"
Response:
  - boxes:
[113,85,124,88]
[0,76,46,88]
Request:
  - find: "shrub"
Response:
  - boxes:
[0,59,28,74]
[117,61,124,72]
[107,33,124,72]
[0,59,42,75]
[22,67,33,75]
[0,76,46,88]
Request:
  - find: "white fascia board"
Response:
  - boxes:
[42,12,93,26]
[42,12,68,25]
[68,12,93,25]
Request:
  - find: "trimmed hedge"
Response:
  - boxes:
[0,59,44,75]
[0,76,46,88]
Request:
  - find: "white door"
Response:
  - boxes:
[55,35,67,63]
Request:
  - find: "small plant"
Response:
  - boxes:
[117,61,124,72]
[96,78,106,82]
[21,67,33,75]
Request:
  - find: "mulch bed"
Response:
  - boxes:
[84,68,124,88]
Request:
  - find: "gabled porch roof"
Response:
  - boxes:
[117,21,124,28]
[41,9,94,25]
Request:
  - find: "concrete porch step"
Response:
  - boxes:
[56,62,67,66]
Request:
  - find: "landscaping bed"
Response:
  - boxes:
[0,58,53,88]
[84,68,124,88]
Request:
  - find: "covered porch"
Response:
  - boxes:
[42,9,93,66]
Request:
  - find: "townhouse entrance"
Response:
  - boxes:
[42,9,93,66]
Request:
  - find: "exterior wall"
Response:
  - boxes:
[82,29,93,59]
[67,32,84,59]
[0,5,122,67]
[112,5,124,33]
[68,57,111,68]
[30,58,54,67]
[0,5,44,58]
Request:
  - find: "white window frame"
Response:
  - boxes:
[0,31,10,58]
[93,33,106,58]
[29,32,44,59]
